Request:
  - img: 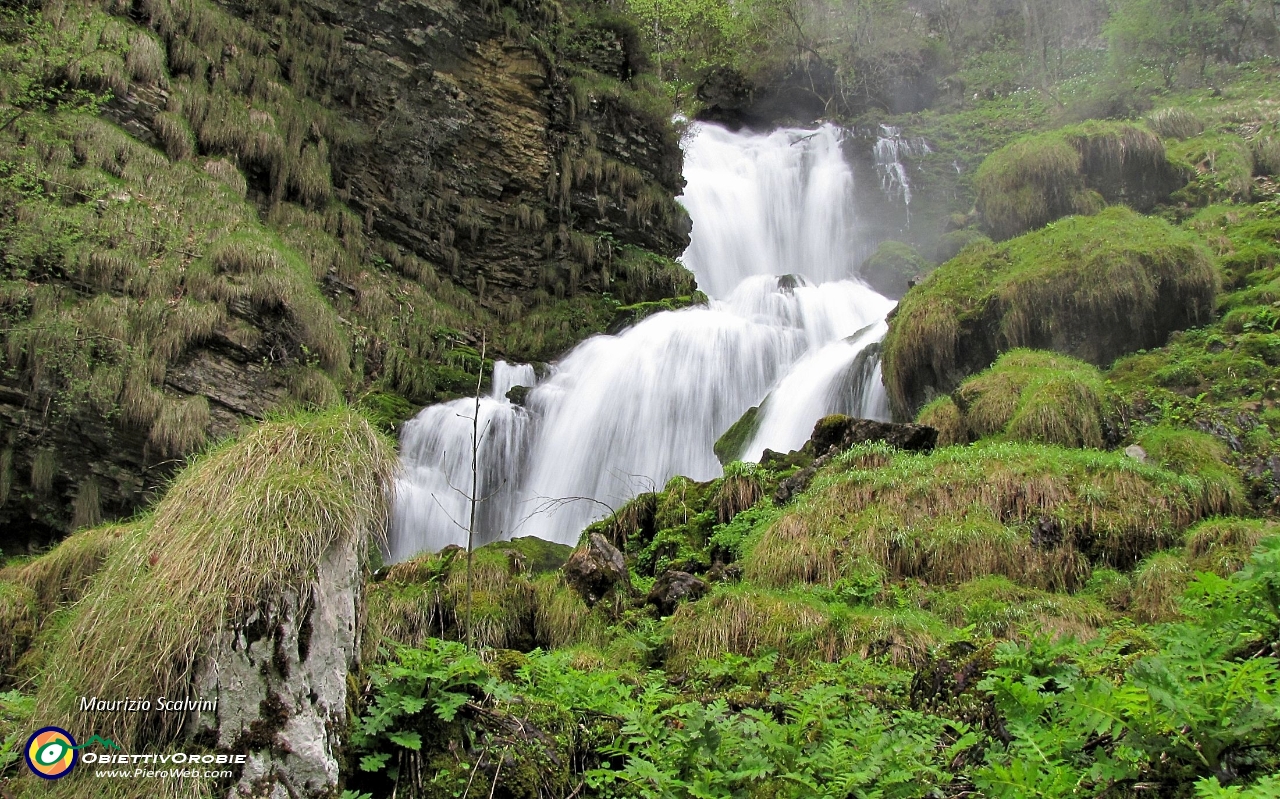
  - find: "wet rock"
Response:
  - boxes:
[806,415,937,459]
[773,415,937,504]
[563,533,630,606]
[646,570,709,616]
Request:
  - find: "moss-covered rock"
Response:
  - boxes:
[606,291,708,334]
[713,404,762,465]
[743,441,1240,593]
[974,121,1185,240]
[859,240,929,298]
[918,349,1121,448]
[882,207,1218,419]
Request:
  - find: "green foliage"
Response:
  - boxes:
[976,537,1280,793]
[883,206,1217,418]
[920,349,1118,448]
[351,640,497,776]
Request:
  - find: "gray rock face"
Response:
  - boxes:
[563,532,630,606]
[189,538,362,799]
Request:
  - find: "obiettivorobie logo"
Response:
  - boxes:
[24,727,79,780]
[24,729,122,780]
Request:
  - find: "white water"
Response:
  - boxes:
[389,123,897,558]
[873,125,930,207]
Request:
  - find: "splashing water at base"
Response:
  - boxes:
[389,123,897,558]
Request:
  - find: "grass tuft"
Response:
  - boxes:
[32,409,396,750]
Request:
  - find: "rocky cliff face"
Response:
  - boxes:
[0,0,691,549]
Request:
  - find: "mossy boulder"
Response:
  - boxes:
[918,350,1121,448]
[975,121,1185,240]
[882,207,1218,419]
[1167,132,1255,205]
[714,404,762,466]
[859,241,929,298]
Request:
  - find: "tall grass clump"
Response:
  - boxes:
[919,349,1117,447]
[1146,107,1205,140]
[31,408,396,751]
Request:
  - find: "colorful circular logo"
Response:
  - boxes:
[24,727,77,779]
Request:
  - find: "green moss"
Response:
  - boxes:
[357,390,418,434]
[713,404,762,466]
[883,207,1217,418]
[607,291,707,334]
[483,536,574,576]
[974,121,1180,240]
[922,349,1118,448]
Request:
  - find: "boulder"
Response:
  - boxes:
[859,241,929,299]
[882,207,1217,419]
[646,570,709,616]
[191,537,361,799]
[563,533,631,606]
[806,415,937,458]
[773,415,937,504]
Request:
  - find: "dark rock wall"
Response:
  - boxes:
[0,0,691,549]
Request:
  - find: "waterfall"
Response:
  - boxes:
[873,125,930,207]
[388,362,535,560]
[390,123,897,558]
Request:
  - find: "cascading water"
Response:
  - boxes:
[389,123,897,559]
[873,125,931,207]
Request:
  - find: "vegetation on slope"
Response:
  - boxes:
[0,407,393,798]
[882,207,1218,418]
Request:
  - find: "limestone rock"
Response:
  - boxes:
[646,570,708,616]
[563,533,630,606]
[189,537,362,799]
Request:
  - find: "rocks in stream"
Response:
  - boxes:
[563,533,631,606]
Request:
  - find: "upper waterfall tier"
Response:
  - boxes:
[389,123,897,559]
[681,124,865,298]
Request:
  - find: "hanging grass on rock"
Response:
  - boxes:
[882,207,1217,418]
[27,408,395,753]
[974,121,1184,240]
